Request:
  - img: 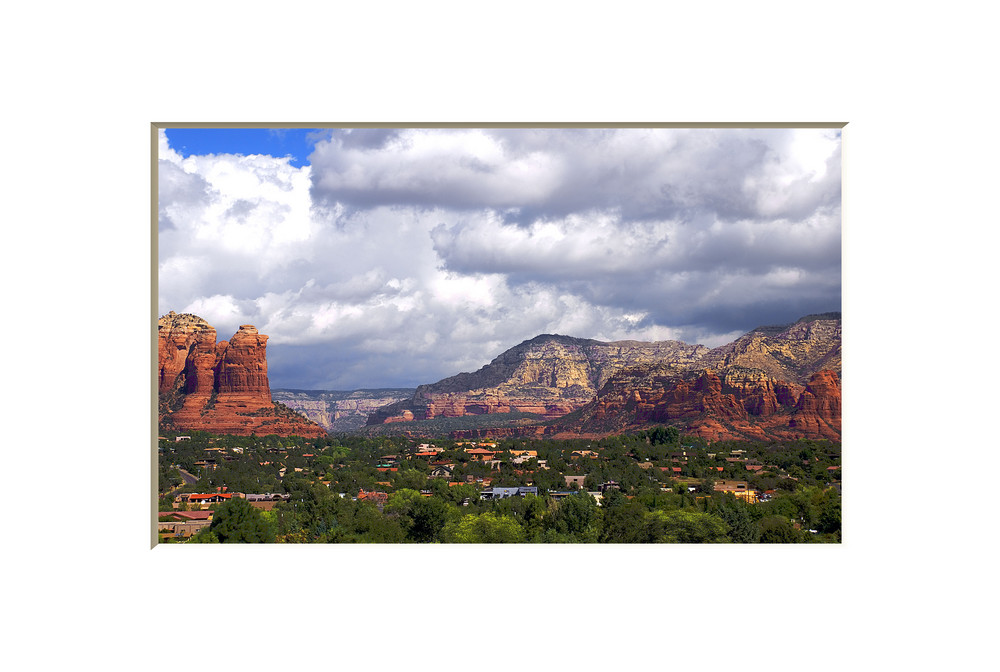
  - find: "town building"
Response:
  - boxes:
[713,480,759,503]
[481,486,538,500]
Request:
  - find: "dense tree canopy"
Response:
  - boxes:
[194,497,276,543]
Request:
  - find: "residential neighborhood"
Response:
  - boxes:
[158,429,841,543]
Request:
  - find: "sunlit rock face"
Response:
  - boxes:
[158,312,326,437]
[366,334,709,425]
[271,390,416,433]
[369,314,842,443]
[567,315,842,441]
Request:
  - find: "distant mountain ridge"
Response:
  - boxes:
[272,388,416,433]
[543,313,842,441]
[699,312,842,385]
[367,313,841,442]
[367,334,709,425]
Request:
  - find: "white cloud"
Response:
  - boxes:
[310,129,564,211]
[183,294,254,334]
[158,127,841,389]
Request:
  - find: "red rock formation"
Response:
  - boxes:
[360,314,841,442]
[788,370,841,439]
[775,381,802,407]
[367,314,840,440]
[367,334,709,426]
[158,312,326,438]
[158,312,217,395]
[569,368,841,442]
[217,326,271,397]
[744,384,779,416]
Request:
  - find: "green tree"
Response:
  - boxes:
[352,505,406,543]
[599,502,653,543]
[407,496,448,543]
[394,468,429,491]
[187,528,219,543]
[385,489,449,543]
[208,498,276,543]
[716,506,760,543]
[442,512,525,543]
[649,509,730,543]
[385,488,423,514]
[649,425,680,446]
[759,516,800,543]
[547,492,601,540]
[815,490,842,535]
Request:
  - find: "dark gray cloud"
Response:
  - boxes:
[158,128,841,389]
[309,128,840,224]
[326,128,403,151]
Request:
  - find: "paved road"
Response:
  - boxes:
[178,468,198,485]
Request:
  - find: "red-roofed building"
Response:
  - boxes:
[357,489,389,510]
[465,448,497,461]
[175,493,234,509]
[158,510,214,538]
[161,510,214,521]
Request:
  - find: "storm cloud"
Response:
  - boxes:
[158,127,841,389]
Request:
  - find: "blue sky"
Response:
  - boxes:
[157,127,842,390]
[163,128,325,168]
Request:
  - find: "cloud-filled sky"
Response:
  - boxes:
[158,127,841,390]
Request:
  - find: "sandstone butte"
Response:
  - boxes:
[370,313,842,443]
[158,312,326,438]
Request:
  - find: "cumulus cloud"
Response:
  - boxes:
[157,127,841,389]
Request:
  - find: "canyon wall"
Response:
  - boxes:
[272,389,416,433]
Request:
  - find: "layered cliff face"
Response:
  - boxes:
[568,367,841,441]
[272,389,415,433]
[158,312,326,437]
[158,312,217,398]
[365,313,841,442]
[700,312,842,384]
[366,335,709,425]
[564,315,842,441]
[788,369,842,439]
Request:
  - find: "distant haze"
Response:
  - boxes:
[158,127,841,389]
